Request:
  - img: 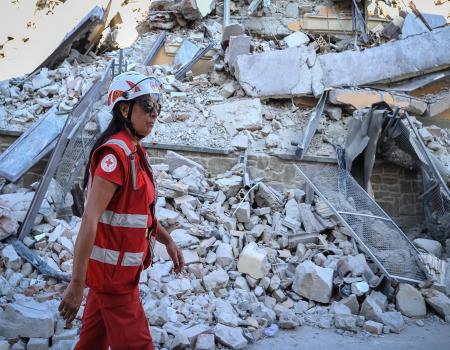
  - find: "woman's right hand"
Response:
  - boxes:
[58,281,84,326]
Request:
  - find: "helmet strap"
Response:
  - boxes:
[123,102,146,140]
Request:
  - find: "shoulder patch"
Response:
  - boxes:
[101,154,118,173]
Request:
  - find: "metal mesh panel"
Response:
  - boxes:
[391,118,450,225]
[52,66,112,212]
[296,163,427,283]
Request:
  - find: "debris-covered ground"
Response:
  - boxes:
[0,0,450,349]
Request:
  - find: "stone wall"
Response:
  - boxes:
[0,132,424,227]
[371,160,423,227]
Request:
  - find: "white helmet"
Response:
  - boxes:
[107,71,162,112]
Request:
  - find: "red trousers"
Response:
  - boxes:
[74,288,154,350]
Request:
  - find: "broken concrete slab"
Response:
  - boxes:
[244,17,291,39]
[0,300,55,338]
[319,27,450,88]
[165,151,206,174]
[235,46,320,98]
[292,260,334,303]
[427,92,450,117]
[396,283,426,318]
[328,88,428,115]
[401,13,448,39]
[237,242,270,279]
[209,98,262,136]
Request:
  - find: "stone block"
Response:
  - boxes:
[395,283,426,318]
[413,238,442,257]
[215,243,234,268]
[203,268,229,291]
[222,23,245,47]
[233,202,251,223]
[381,311,405,333]
[225,35,251,74]
[292,260,333,303]
[195,333,215,350]
[237,242,270,279]
[422,288,450,318]
[364,320,383,335]
[283,32,310,47]
[214,324,247,349]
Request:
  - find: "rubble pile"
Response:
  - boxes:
[1,151,450,349]
[0,0,450,348]
[0,51,109,131]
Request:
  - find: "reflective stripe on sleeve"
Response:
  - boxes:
[99,210,148,228]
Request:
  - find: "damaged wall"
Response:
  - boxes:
[0,131,425,226]
[371,160,424,227]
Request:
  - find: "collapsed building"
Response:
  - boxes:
[0,0,450,349]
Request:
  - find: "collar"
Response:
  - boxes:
[112,129,138,153]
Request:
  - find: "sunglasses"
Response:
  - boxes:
[134,95,161,115]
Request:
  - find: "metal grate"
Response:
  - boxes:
[295,163,428,284]
[391,116,450,226]
[52,62,113,212]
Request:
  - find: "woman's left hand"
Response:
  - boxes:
[166,241,185,273]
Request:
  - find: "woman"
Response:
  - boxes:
[59,71,185,350]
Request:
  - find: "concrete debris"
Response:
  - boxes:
[1,1,450,348]
[195,333,215,350]
[283,32,310,48]
[214,324,247,350]
[237,242,270,279]
[225,36,251,75]
[235,46,321,98]
[209,98,263,136]
[292,260,334,303]
[319,27,450,88]
[0,299,55,338]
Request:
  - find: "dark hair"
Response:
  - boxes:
[83,106,125,189]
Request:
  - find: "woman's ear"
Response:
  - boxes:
[119,102,129,119]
